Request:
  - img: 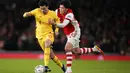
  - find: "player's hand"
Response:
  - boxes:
[48,18,56,25]
[23,12,28,17]
[23,12,31,17]
[55,32,59,36]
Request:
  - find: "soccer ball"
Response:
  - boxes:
[35,65,45,73]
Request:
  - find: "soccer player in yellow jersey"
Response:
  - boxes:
[23,0,66,72]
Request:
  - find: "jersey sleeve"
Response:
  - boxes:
[65,13,74,22]
[53,11,60,24]
[53,11,60,33]
[29,8,37,16]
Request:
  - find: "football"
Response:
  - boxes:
[35,65,45,73]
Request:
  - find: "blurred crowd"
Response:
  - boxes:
[78,0,130,55]
[0,0,130,55]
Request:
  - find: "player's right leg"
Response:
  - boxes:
[50,49,66,73]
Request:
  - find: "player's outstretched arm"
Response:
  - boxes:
[49,19,70,28]
[57,13,74,28]
[57,19,70,28]
[23,12,32,17]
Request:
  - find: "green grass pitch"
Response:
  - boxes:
[0,59,130,73]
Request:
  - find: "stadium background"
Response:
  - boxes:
[0,0,130,73]
[0,0,130,55]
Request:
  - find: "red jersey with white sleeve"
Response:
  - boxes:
[55,8,80,35]
[55,8,81,48]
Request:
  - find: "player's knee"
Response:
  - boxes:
[65,48,72,52]
[50,53,55,59]
[75,52,81,55]
[65,42,73,52]
[45,39,52,48]
[73,48,81,55]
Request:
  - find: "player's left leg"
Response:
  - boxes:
[50,49,66,72]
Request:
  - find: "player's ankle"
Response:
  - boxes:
[62,64,66,72]
[45,66,51,72]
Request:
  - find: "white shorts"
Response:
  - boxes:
[67,30,81,48]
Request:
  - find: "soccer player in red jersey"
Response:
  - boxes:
[50,0,104,73]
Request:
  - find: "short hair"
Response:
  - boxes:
[38,0,49,7]
[59,0,71,8]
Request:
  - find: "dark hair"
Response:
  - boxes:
[59,0,71,8]
[38,0,49,7]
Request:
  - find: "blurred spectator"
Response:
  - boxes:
[119,36,127,55]
[0,37,5,52]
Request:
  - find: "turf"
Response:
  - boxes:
[0,59,130,73]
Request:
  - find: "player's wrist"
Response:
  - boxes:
[53,23,57,25]
[23,12,31,17]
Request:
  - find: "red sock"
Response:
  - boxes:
[80,47,93,54]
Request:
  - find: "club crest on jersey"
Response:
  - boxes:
[67,15,71,18]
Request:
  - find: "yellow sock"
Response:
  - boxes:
[52,56,63,68]
[44,47,51,66]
